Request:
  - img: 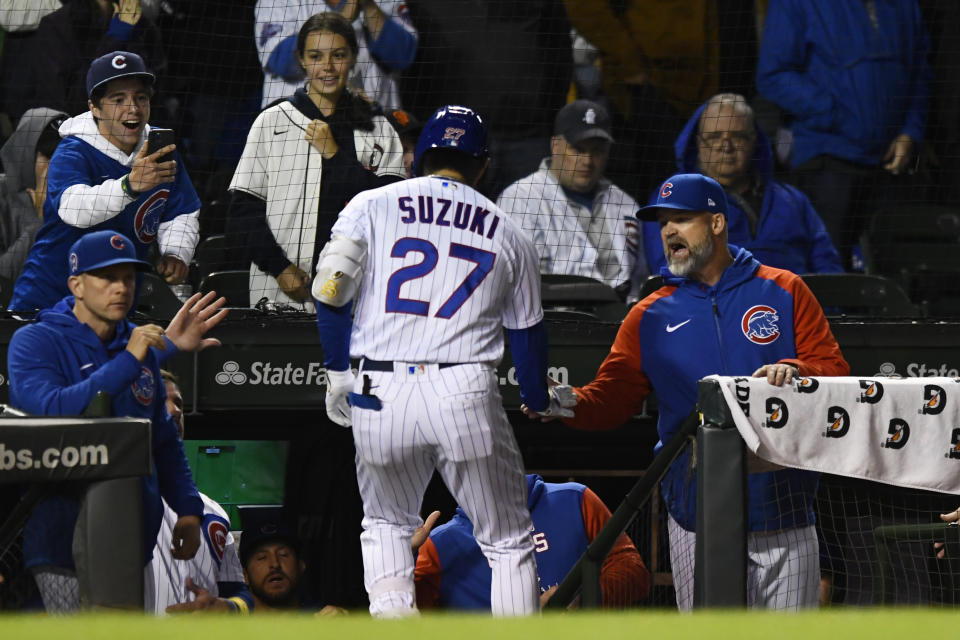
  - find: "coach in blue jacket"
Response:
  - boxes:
[756,0,931,266]
[7,230,227,612]
[643,93,842,277]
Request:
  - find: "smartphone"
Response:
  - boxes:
[147,127,175,163]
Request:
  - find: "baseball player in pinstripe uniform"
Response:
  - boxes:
[145,371,253,614]
[313,105,574,617]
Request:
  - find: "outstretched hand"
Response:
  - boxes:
[165,291,228,352]
[411,510,441,552]
[165,577,231,613]
[521,377,577,422]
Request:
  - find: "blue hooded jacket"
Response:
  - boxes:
[756,0,931,167]
[643,100,843,276]
[8,297,202,568]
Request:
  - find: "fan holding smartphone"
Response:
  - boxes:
[9,51,203,312]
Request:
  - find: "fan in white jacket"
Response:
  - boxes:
[497,100,648,301]
[228,11,405,310]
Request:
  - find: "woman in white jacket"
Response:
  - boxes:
[226,11,405,310]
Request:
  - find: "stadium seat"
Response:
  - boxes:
[800,273,919,318]
[637,275,665,301]
[860,205,960,315]
[199,270,250,308]
[135,272,182,320]
[540,274,627,322]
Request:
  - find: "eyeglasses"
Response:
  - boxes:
[697,131,755,148]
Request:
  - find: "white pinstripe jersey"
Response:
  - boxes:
[331,175,544,366]
[144,493,244,615]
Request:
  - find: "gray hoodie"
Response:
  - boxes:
[0,108,68,282]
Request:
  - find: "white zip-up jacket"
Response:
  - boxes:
[497,159,648,297]
[228,99,404,310]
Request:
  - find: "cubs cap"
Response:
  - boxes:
[636,173,728,221]
[68,230,151,276]
[86,51,155,98]
[554,99,614,145]
[237,506,300,567]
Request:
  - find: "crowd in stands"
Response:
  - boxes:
[0,0,955,615]
[0,0,953,316]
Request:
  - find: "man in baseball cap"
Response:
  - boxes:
[9,49,201,313]
[637,173,730,280]
[6,229,229,612]
[497,99,648,301]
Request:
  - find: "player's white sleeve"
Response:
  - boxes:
[158,210,200,265]
[501,227,544,330]
[216,532,245,585]
[58,180,129,227]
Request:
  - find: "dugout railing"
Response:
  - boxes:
[0,393,150,610]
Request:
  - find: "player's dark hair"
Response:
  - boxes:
[160,369,179,386]
[420,149,486,184]
[296,12,375,132]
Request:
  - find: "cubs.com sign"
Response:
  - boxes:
[214,360,569,387]
[709,375,960,494]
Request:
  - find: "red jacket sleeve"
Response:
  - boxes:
[580,487,651,606]
[759,267,850,377]
[564,294,660,430]
[414,538,442,609]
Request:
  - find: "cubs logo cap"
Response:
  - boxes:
[636,173,728,221]
[86,51,155,98]
[237,506,300,567]
[67,230,151,276]
[554,99,614,145]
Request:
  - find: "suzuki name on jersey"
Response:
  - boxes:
[398,196,501,239]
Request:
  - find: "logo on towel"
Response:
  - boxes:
[764,397,789,429]
[922,384,946,415]
[858,379,884,404]
[795,377,820,394]
[825,406,850,439]
[949,429,960,460]
[733,377,751,417]
[883,418,910,450]
[741,305,780,345]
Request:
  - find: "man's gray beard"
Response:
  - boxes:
[667,233,714,278]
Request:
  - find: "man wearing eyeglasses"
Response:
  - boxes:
[642,93,842,277]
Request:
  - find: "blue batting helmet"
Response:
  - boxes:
[412,105,488,177]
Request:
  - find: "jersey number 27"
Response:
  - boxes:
[385,238,495,319]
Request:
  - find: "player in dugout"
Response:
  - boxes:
[7,230,227,612]
[145,370,253,615]
[415,474,649,609]
[524,173,849,611]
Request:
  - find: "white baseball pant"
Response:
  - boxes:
[351,362,540,617]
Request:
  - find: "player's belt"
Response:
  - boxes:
[361,358,460,372]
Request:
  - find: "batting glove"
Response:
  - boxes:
[325,369,355,427]
[539,384,577,418]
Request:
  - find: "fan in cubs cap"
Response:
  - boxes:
[86,51,155,99]
[636,173,729,221]
[67,230,152,276]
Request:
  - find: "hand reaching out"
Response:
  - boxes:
[164,291,229,352]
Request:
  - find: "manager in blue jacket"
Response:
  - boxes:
[643,93,843,277]
[7,230,227,612]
